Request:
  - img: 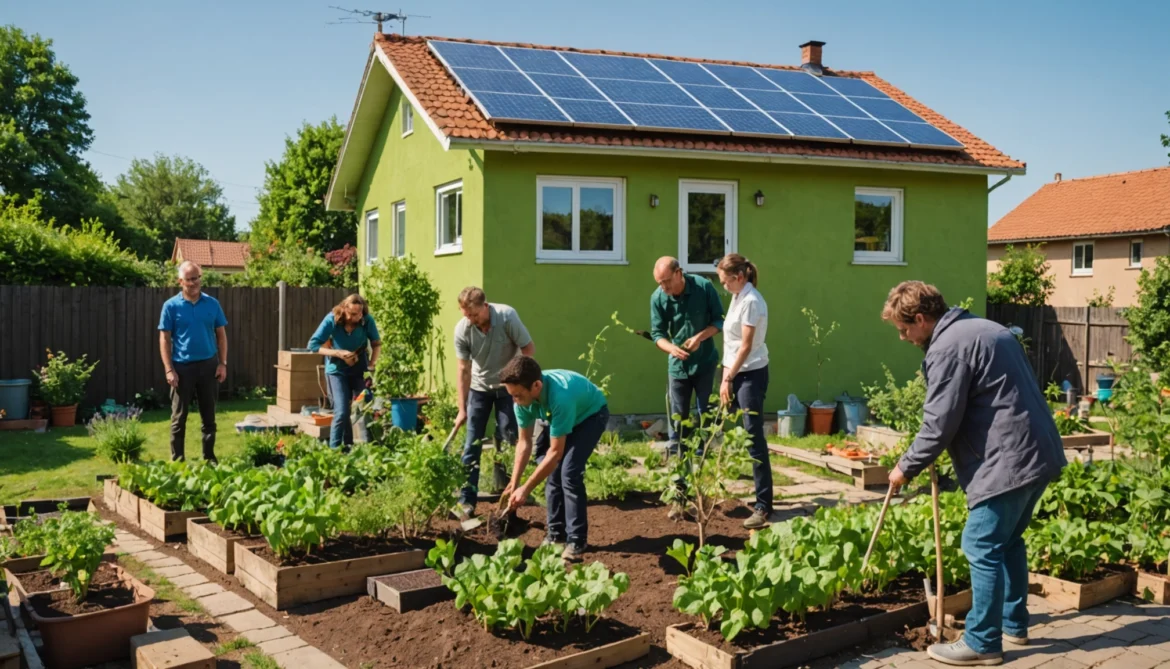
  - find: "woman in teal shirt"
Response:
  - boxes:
[308,294,381,448]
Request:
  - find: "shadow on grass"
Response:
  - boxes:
[0,429,93,478]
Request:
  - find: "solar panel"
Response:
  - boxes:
[427,40,965,150]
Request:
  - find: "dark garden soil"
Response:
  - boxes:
[377,569,442,592]
[12,563,122,595]
[247,534,423,567]
[29,580,139,617]
[199,521,259,542]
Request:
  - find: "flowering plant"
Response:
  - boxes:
[33,349,99,407]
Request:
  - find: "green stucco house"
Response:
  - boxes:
[325,34,1024,415]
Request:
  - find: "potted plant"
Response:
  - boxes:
[33,349,98,427]
[801,308,839,435]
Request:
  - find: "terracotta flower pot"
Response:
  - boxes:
[808,406,837,435]
[51,404,78,427]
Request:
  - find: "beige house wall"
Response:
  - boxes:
[988,235,1169,307]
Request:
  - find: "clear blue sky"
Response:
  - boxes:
[8,0,1170,230]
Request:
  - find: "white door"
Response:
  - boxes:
[678,180,737,273]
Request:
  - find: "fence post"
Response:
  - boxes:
[278,281,287,352]
[1083,308,1092,393]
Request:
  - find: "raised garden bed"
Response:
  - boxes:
[527,632,650,669]
[26,563,153,669]
[137,498,203,542]
[1029,567,1135,610]
[367,569,452,613]
[768,444,888,489]
[665,575,928,669]
[233,537,426,609]
[5,554,117,604]
[1060,429,1112,449]
[3,497,90,522]
[855,424,906,452]
[111,482,142,525]
[927,588,972,618]
[1135,571,1170,604]
[186,517,255,575]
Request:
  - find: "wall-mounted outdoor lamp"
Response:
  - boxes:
[649,193,660,208]
[754,190,765,207]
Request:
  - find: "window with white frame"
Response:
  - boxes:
[1130,240,1143,268]
[853,187,904,264]
[537,177,625,263]
[435,181,462,254]
[678,180,737,273]
[402,102,414,136]
[1073,241,1094,275]
[393,201,406,258]
[365,210,379,265]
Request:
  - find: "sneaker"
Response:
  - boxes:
[926,638,1003,666]
[1002,633,1028,646]
[562,542,586,561]
[743,509,769,530]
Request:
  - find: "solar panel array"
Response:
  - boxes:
[427,40,964,150]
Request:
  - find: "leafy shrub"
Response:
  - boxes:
[987,243,1056,306]
[132,387,167,411]
[421,383,459,439]
[88,407,146,463]
[33,349,98,406]
[862,365,926,436]
[1087,286,1115,308]
[375,436,465,539]
[39,509,116,602]
[1125,257,1170,371]
[363,256,441,399]
[1052,409,1089,437]
[241,432,283,468]
[225,240,344,288]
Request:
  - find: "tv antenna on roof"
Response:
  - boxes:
[328,7,429,34]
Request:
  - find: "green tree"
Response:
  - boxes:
[987,243,1055,306]
[0,26,103,227]
[105,154,236,260]
[1125,256,1170,371]
[253,117,352,251]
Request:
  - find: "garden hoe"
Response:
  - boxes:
[925,463,958,642]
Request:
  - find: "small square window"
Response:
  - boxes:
[1073,242,1094,275]
[393,201,406,258]
[853,187,904,264]
[536,177,626,264]
[365,210,379,265]
[1131,240,1143,268]
[402,102,414,137]
[435,181,462,255]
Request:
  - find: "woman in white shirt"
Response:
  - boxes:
[716,253,772,529]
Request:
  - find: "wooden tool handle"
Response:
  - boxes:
[930,463,945,638]
[862,484,895,570]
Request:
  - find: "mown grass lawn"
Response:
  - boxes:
[0,399,270,503]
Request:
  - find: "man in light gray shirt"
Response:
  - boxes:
[453,286,535,515]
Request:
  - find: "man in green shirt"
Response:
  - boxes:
[501,356,609,561]
[650,256,725,518]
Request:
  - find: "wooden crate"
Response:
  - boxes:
[277,368,323,404]
[667,600,927,669]
[278,351,322,372]
[1029,570,1135,610]
[266,404,329,440]
[767,445,889,489]
[1135,571,1170,604]
[234,542,426,610]
[527,633,650,669]
[186,517,240,575]
[367,570,453,613]
[1060,429,1112,449]
[138,499,204,542]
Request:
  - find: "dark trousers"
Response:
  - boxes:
[326,370,368,449]
[460,387,519,505]
[731,366,772,512]
[170,357,218,462]
[533,406,609,544]
[668,364,716,449]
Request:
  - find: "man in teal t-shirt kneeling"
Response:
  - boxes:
[501,356,608,561]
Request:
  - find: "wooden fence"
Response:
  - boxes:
[986,304,1131,393]
[0,284,353,408]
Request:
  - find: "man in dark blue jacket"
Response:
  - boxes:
[884,281,1065,667]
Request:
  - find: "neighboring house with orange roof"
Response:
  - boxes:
[987,167,1170,307]
[171,238,252,274]
[325,33,1024,413]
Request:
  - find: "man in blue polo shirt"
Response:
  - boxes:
[158,261,229,462]
[500,356,608,561]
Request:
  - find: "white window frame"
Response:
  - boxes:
[365,209,379,266]
[536,176,626,264]
[392,201,406,258]
[1073,241,1094,276]
[678,179,737,273]
[852,187,905,265]
[435,181,462,255]
[402,102,414,137]
[1130,239,1143,268]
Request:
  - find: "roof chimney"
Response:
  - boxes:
[1054,173,1062,182]
[800,40,825,76]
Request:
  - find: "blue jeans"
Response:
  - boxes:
[668,365,716,449]
[460,387,519,505]
[731,366,771,513]
[326,370,366,449]
[533,406,609,545]
[962,479,1048,654]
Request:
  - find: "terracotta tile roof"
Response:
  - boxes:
[172,238,251,269]
[374,34,1023,172]
[988,167,1170,243]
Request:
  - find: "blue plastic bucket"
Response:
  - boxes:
[776,410,807,438]
[390,398,419,431]
[836,393,869,435]
[0,379,32,420]
[1096,374,1115,390]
